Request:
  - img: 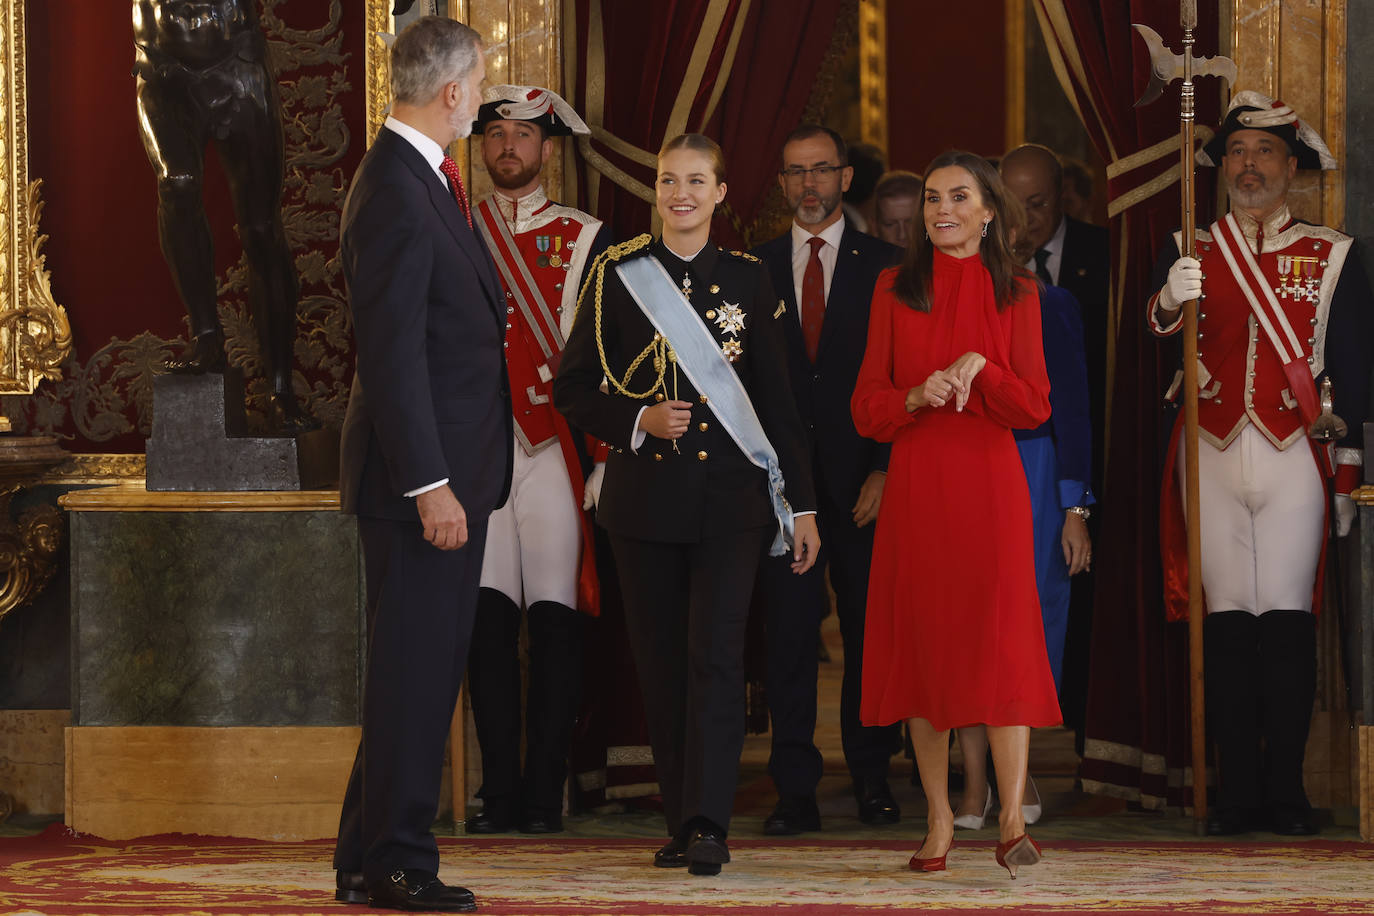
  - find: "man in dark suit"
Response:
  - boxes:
[331,17,513,913]
[1001,144,1109,746]
[751,125,902,834]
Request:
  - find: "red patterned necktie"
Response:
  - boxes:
[801,236,826,363]
[438,155,473,229]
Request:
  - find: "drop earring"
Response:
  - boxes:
[981,220,990,238]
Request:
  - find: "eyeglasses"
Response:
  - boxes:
[779,165,845,182]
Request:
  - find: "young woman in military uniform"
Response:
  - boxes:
[554,133,819,876]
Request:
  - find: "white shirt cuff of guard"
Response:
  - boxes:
[405,478,449,498]
[630,406,649,452]
[793,510,816,518]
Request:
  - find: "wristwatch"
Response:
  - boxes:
[1067,505,1091,521]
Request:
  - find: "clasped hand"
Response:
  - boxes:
[640,400,693,439]
[907,351,987,412]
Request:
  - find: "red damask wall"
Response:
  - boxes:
[19,0,366,453]
[885,1,1009,174]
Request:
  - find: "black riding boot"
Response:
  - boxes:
[1258,610,1318,835]
[1204,611,1263,834]
[466,587,523,832]
[521,601,583,831]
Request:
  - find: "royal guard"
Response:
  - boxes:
[465,85,612,834]
[1149,91,1374,836]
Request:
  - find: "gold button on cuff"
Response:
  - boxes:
[699,421,709,431]
[697,450,708,461]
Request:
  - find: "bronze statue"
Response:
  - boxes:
[133,0,315,432]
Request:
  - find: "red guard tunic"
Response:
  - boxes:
[1149,205,1368,619]
[476,187,604,614]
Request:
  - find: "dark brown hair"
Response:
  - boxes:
[659,133,727,183]
[891,150,1034,313]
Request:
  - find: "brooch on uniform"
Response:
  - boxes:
[715,302,746,335]
[721,338,743,363]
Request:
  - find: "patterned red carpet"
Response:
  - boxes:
[3,825,1374,915]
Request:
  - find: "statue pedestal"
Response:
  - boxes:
[145,372,336,491]
[59,485,362,840]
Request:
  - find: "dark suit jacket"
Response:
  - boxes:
[554,238,815,544]
[1055,216,1110,491]
[750,224,901,511]
[338,126,513,522]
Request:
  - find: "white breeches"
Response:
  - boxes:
[480,437,582,607]
[1179,423,1325,616]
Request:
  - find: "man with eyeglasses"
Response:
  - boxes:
[1000,143,1109,747]
[751,124,903,834]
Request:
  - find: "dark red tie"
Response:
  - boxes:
[438,155,473,229]
[801,236,826,363]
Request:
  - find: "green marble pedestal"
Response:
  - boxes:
[59,485,364,839]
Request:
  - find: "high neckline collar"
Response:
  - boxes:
[490,185,550,230]
[1231,202,1293,241]
[653,237,719,285]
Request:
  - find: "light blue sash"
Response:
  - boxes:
[616,255,794,556]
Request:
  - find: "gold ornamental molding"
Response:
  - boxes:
[40,453,147,487]
[858,0,887,151]
[60,483,340,513]
[0,0,72,415]
[363,0,391,147]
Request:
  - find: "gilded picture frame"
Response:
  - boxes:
[0,0,72,412]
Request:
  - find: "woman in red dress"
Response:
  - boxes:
[851,151,1061,877]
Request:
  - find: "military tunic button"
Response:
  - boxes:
[654,453,663,461]
[710,284,720,294]
[506,291,513,298]
[655,392,665,402]
[1314,242,1322,251]
[1311,318,1319,326]
[562,218,570,225]
[556,306,563,313]
[1321,260,1329,268]
[506,322,512,330]
[699,421,709,432]
[567,241,576,249]
[699,395,709,404]
[503,342,509,348]
[697,450,708,461]
[1199,313,1207,321]
[706,309,717,320]
[507,305,515,314]
[1308,356,1315,364]
[555,283,563,290]
[1308,337,1316,346]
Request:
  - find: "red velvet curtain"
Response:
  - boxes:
[567,0,846,248]
[1031,0,1222,810]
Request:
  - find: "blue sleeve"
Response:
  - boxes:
[1041,285,1095,508]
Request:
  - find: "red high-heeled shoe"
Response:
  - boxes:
[994,833,1041,878]
[908,836,953,872]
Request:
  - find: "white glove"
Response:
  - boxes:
[582,461,606,510]
[1158,256,1203,312]
[1336,494,1356,537]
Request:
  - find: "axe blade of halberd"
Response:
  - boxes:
[1132,23,1238,108]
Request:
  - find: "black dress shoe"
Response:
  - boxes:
[334,870,367,905]
[653,835,688,868]
[1271,805,1318,836]
[367,869,476,912]
[684,827,730,876]
[1205,807,1261,836]
[857,785,901,826]
[465,806,514,834]
[520,812,564,834]
[763,795,821,836]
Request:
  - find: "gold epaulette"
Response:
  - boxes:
[726,249,760,262]
[575,233,652,321]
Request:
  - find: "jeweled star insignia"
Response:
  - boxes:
[721,337,743,362]
[715,302,746,335]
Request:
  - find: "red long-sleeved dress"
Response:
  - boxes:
[851,249,1062,731]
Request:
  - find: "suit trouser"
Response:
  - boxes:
[334,515,488,884]
[758,474,897,799]
[608,525,772,836]
[470,440,583,816]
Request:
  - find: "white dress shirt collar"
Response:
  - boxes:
[384,116,448,189]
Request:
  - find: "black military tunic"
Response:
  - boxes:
[553,235,816,839]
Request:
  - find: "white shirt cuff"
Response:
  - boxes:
[404,478,449,498]
[630,406,649,453]
[793,510,816,518]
